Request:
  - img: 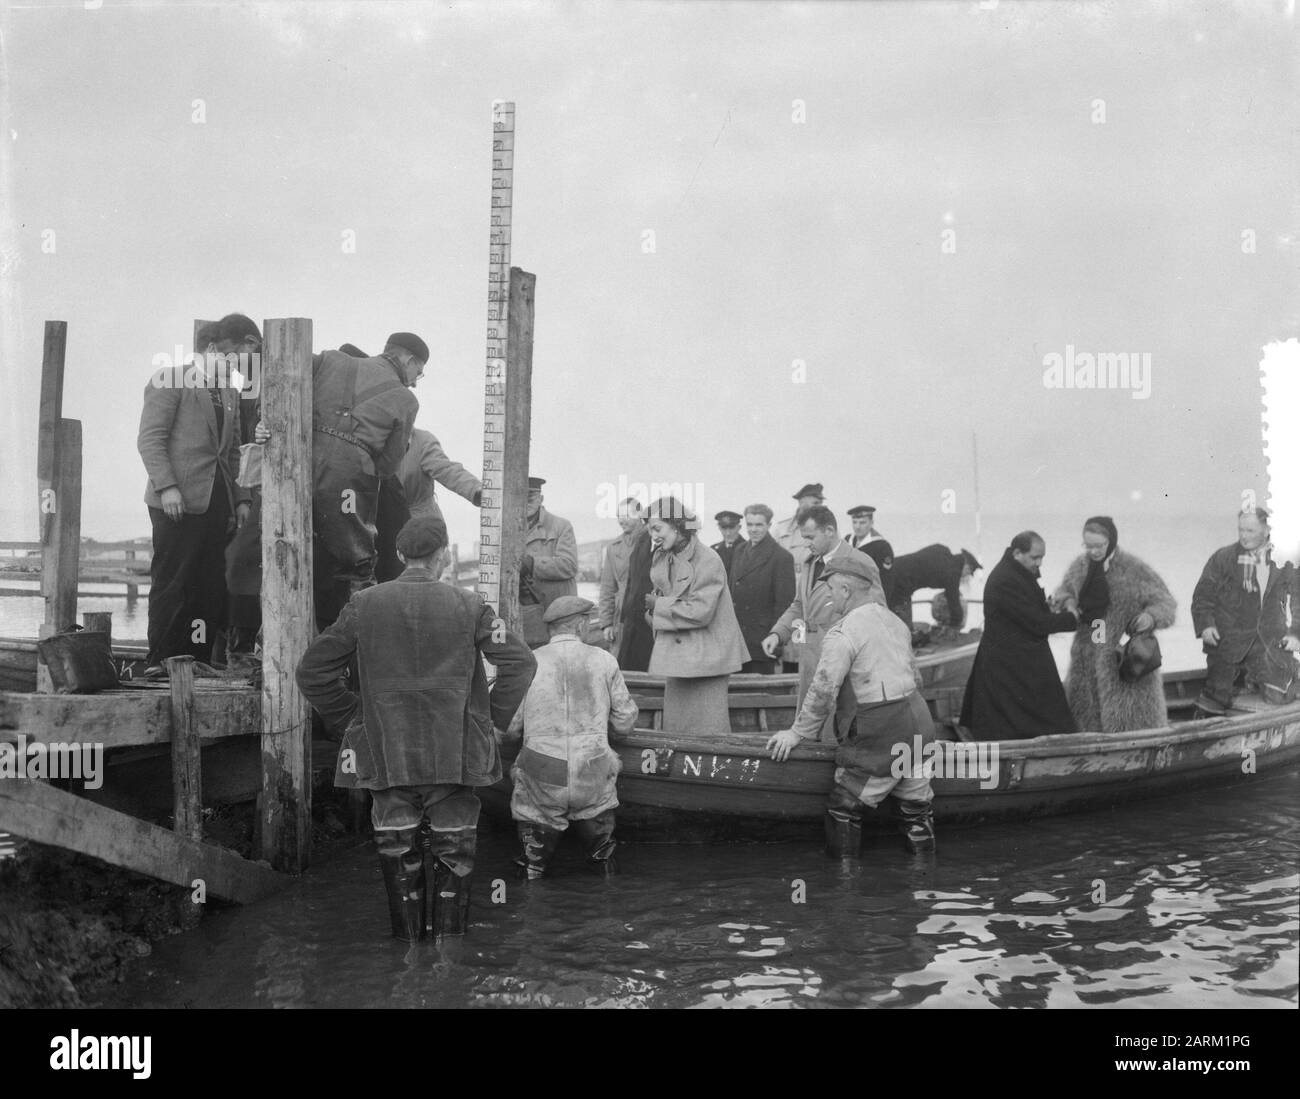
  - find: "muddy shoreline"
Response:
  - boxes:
[0,794,356,1008]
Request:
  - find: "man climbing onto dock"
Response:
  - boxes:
[295,515,536,941]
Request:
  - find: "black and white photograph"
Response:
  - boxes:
[0,0,1296,1049]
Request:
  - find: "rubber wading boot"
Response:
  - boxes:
[430,860,472,937]
[514,823,563,880]
[897,799,936,855]
[378,851,426,942]
[572,815,618,877]
[824,785,864,859]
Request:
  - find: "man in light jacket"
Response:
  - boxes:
[137,316,256,670]
[762,505,880,739]
[296,515,536,941]
[508,596,639,879]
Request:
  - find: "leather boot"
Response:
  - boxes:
[824,784,863,859]
[430,860,472,937]
[378,849,426,942]
[897,798,936,855]
[572,812,618,877]
[514,822,564,880]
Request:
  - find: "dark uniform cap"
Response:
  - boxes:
[384,332,430,363]
[792,483,825,500]
[847,505,876,518]
[715,510,743,525]
[395,515,448,558]
[527,476,546,489]
[822,554,880,584]
[543,595,594,624]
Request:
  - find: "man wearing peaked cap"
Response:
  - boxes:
[296,503,536,941]
[712,510,746,578]
[889,544,982,631]
[520,476,579,647]
[508,590,638,879]
[767,539,937,861]
[844,506,895,604]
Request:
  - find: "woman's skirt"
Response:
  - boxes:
[663,674,731,737]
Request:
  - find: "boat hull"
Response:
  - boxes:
[481,672,1300,841]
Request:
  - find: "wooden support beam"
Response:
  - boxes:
[498,267,535,638]
[38,419,82,691]
[258,318,313,872]
[165,657,203,842]
[166,655,204,928]
[0,687,260,749]
[0,778,283,904]
[44,419,82,633]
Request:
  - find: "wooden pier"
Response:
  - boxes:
[0,317,322,902]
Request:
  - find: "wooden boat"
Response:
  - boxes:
[480,667,1300,842]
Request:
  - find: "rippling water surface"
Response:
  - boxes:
[114,772,1298,1009]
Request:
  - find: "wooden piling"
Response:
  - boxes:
[83,611,112,649]
[497,267,535,637]
[166,654,204,928]
[36,321,66,547]
[258,318,313,872]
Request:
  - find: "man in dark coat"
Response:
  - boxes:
[890,544,982,629]
[960,532,1078,740]
[617,523,656,671]
[729,504,796,673]
[711,510,746,577]
[296,515,536,941]
[1191,508,1300,713]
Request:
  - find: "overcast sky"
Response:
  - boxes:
[1,0,1296,558]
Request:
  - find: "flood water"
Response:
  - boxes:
[112,770,1298,1009]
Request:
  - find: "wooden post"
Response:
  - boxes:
[165,655,203,928]
[83,611,113,649]
[498,267,535,638]
[258,318,313,872]
[36,321,66,546]
[38,419,82,691]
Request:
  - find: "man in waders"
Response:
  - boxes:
[296,515,536,941]
[765,553,936,858]
[508,596,639,878]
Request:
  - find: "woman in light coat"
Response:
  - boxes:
[1052,516,1177,733]
[644,496,748,736]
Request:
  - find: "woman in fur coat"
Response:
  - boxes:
[1052,516,1177,733]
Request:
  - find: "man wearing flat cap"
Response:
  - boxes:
[766,552,937,861]
[520,476,579,647]
[507,595,638,878]
[845,506,896,605]
[262,332,426,629]
[297,514,536,941]
[711,510,746,578]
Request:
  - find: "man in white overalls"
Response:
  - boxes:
[509,596,639,878]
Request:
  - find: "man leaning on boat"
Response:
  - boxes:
[765,553,937,860]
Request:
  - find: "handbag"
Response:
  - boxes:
[1117,619,1162,683]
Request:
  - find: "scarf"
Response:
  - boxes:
[1077,516,1119,622]
[1238,544,1272,593]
